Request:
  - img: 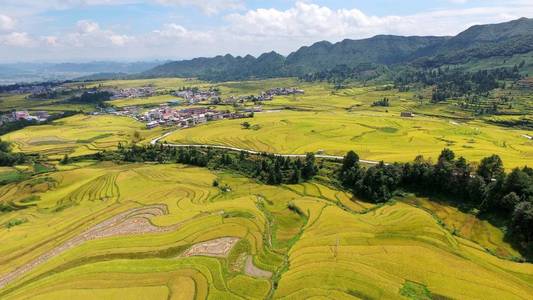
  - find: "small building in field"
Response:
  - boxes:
[401,112,414,118]
[146,121,159,129]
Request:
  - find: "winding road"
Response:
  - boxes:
[150,130,383,165]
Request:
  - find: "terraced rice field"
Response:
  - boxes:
[0,163,531,299]
[165,110,532,169]
[1,114,163,159]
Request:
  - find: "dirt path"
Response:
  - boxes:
[182,237,240,258]
[155,142,383,165]
[0,204,179,290]
[244,255,272,279]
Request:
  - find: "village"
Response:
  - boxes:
[113,105,253,129]
[103,86,305,129]
[0,110,51,126]
[1,82,305,130]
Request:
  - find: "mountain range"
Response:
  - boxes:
[143,17,533,81]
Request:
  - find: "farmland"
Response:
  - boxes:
[0,77,532,299]
[0,163,531,299]
[164,109,532,169]
[1,114,163,159]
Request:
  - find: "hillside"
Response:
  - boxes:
[142,17,533,81]
[1,163,531,299]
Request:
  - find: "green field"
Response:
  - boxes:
[0,163,531,299]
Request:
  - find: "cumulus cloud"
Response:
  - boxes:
[76,20,100,34]
[1,1,532,61]
[0,15,16,31]
[226,1,533,40]
[0,32,32,47]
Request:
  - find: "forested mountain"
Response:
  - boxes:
[415,17,533,67]
[142,17,533,81]
[285,36,448,74]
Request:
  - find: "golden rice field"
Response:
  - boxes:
[165,110,532,169]
[0,163,531,299]
[1,114,163,159]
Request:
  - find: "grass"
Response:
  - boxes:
[399,280,432,300]
[0,163,530,299]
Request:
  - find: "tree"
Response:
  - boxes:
[438,148,455,162]
[302,153,318,180]
[510,201,533,251]
[501,192,521,211]
[60,154,70,165]
[477,154,504,182]
[467,175,486,205]
[290,165,302,184]
[342,151,359,172]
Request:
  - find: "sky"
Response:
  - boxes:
[0,0,532,63]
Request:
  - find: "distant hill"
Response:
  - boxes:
[0,61,165,85]
[142,17,533,81]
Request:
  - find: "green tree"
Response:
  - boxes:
[302,153,318,180]
[477,154,504,182]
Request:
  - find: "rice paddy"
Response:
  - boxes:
[164,110,532,169]
[0,163,531,299]
[1,77,532,298]
[1,114,164,159]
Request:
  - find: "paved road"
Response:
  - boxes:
[151,131,383,165]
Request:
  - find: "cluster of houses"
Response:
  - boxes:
[112,104,251,129]
[106,87,156,99]
[0,110,50,125]
[173,88,219,105]
[214,87,305,105]
[4,84,57,95]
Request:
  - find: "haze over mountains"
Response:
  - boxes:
[0,61,164,85]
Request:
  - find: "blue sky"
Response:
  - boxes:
[0,0,532,62]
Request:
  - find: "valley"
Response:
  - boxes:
[0,15,532,300]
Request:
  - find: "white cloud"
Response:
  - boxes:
[226,1,533,40]
[42,36,59,46]
[0,32,32,46]
[0,15,16,31]
[154,23,212,40]
[109,34,132,45]
[77,20,100,34]
[0,1,532,62]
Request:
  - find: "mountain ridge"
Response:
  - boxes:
[139,17,533,81]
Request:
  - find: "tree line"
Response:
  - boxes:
[299,63,385,83]
[95,143,318,185]
[339,149,532,257]
[394,66,524,102]
[0,140,26,166]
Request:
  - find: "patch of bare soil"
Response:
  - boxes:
[0,204,178,289]
[244,255,272,279]
[182,237,240,258]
